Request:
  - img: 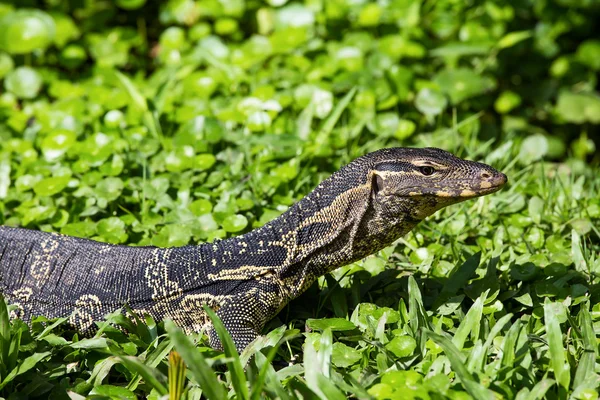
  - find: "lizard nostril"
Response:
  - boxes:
[481,172,491,179]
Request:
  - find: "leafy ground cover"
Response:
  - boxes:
[0,0,599,399]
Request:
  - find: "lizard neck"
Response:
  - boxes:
[172,160,421,299]
[200,182,420,299]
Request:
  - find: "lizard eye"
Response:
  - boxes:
[419,166,435,176]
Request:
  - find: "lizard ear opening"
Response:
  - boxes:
[372,173,384,196]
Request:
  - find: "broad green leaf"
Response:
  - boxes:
[434,68,495,104]
[0,9,56,54]
[331,342,361,368]
[33,176,70,197]
[3,66,43,99]
[556,91,600,124]
[415,88,447,118]
[385,335,417,358]
[222,214,248,233]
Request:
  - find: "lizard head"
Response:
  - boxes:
[367,147,507,221]
[273,147,507,292]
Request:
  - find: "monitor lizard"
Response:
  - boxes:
[0,147,507,351]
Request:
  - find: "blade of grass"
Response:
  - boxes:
[165,320,227,400]
[127,336,174,391]
[500,319,521,369]
[113,70,148,112]
[6,327,21,373]
[426,331,495,400]
[465,340,485,373]
[316,373,347,400]
[0,294,10,381]
[118,355,168,396]
[240,325,289,366]
[453,290,487,350]
[543,300,571,393]
[0,351,52,390]
[296,101,314,140]
[88,357,120,386]
[319,328,333,378]
[468,313,513,372]
[573,301,596,389]
[203,305,249,400]
[309,328,346,399]
[408,275,432,357]
[113,70,165,146]
[523,378,555,400]
[304,338,324,399]
[35,316,69,340]
[251,342,290,400]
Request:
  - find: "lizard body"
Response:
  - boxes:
[0,147,507,351]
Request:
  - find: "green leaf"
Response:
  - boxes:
[497,30,532,49]
[0,294,10,380]
[306,318,356,332]
[70,337,109,349]
[97,217,128,244]
[0,9,56,54]
[452,291,486,350]
[89,385,137,399]
[33,176,70,197]
[202,305,249,400]
[436,252,481,307]
[575,40,600,70]
[41,129,77,161]
[95,177,124,202]
[222,214,248,233]
[415,88,447,118]
[331,342,361,368]
[4,66,43,99]
[385,335,417,358]
[556,91,600,124]
[434,68,495,104]
[544,300,571,391]
[118,355,168,396]
[425,331,495,400]
[0,351,52,390]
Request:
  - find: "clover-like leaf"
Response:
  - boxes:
[0,9,56,54]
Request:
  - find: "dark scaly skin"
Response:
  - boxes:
[0,147,507,351]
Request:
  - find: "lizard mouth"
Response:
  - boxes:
[401,172,508,199]
[457,173,508,198]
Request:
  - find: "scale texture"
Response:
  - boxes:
[0,147,507,351]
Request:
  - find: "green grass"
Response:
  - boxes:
[1,134,599,399]
[1,0,600,398]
